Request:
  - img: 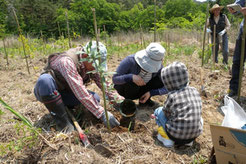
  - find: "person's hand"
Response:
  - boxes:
[219,29,226,36]
[206,28,212,33]
[133,75,146,86]
[241,7,246,16]
[139,92,150,103]
[100,111,120,128]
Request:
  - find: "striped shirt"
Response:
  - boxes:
[50,55,122,119]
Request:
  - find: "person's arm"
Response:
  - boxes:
[55,56,104,119]
[112,56,135,85]
[91,73,124,103]
[225,15,231,31]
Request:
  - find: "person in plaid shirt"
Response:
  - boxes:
[34,41,121,133]
[153,62,203,148]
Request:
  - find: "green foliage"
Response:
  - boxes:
[0,0,239,38]
[0,122,39,157]
[0,98,32,128]
[0,109,3,116]
[192,155,207,164]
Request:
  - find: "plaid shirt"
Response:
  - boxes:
[50,54,121,119]
[161,62,203,139]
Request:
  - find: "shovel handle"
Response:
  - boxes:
[66,109,91,147]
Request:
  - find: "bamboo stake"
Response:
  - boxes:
[57,22,61,38]
[154,0,157,42]
[3,38,9,65]
[202,3,210,66]
[213,25,216,70]
[237,10,246,100]
[11,7,30,74]
[92,8,111,132]
[65,11,71,48]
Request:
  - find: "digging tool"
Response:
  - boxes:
[66,108,113,157]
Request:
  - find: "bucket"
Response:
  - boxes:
[119,99,137,117]
[119,99,137,131]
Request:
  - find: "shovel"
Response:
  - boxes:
[66,109,113,158]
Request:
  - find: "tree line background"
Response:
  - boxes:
[0,0,241,39]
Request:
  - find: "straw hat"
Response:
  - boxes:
[210,4,224,13]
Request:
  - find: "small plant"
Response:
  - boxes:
[192,155,207,164]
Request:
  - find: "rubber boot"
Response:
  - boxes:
[42,92,74,133]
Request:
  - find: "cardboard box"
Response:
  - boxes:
[210,124,246,164]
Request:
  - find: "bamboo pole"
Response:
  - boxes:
[11,7,30,74]
[65,11,71,48]
[92,8,111,132]
[57,22,61,38]
[202,3,210,66]
[154,0,157,42]
[3,38,9,65]
[213,25,216,70]
[237,12,246,100]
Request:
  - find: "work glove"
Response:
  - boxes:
[219,29,226,36]
[100,111,120,128]
[206,28,212,33]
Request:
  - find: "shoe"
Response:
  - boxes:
[228,90,237,97]
[139,99,156,107]
[157,134,174,148]
[185,141,193,147]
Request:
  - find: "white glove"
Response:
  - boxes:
[100,111,120,128]
[219,29,226,36]
[206,28,212,33]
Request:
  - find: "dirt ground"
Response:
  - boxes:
[0,39,246,164]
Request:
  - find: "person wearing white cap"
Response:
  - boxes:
[34,41,121,133]
[113,43,168,107]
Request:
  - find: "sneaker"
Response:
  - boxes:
[157,134,174,148]
[139,99,156,108]
[185,141,193,147]
[228,90,237,97]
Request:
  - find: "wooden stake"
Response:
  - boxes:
[202,3,210,66]
[3,38,9,65]
[92,8,111,132]
[65,11,71,48]
[213,25,216,70]
[154,0,157,42]
[11,7,30,74]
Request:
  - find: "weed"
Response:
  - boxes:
[192,155,207,164]
[0,122,39,157]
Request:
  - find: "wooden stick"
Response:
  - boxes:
[213,25,216,70]
[3,38,9,65]
[11,7,30,74]
[202,3,210,66]
[65,11,71,48]
[92,8,111,132]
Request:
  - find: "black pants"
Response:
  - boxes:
[229,32,246,93]
[166,130,196,146]
[114,75,164,100]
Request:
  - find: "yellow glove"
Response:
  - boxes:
[157,126,170,140]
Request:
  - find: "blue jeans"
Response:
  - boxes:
[34,73,100,107]
[154,107,167,129]
[211,33,229,64]
[229,30,246,93]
